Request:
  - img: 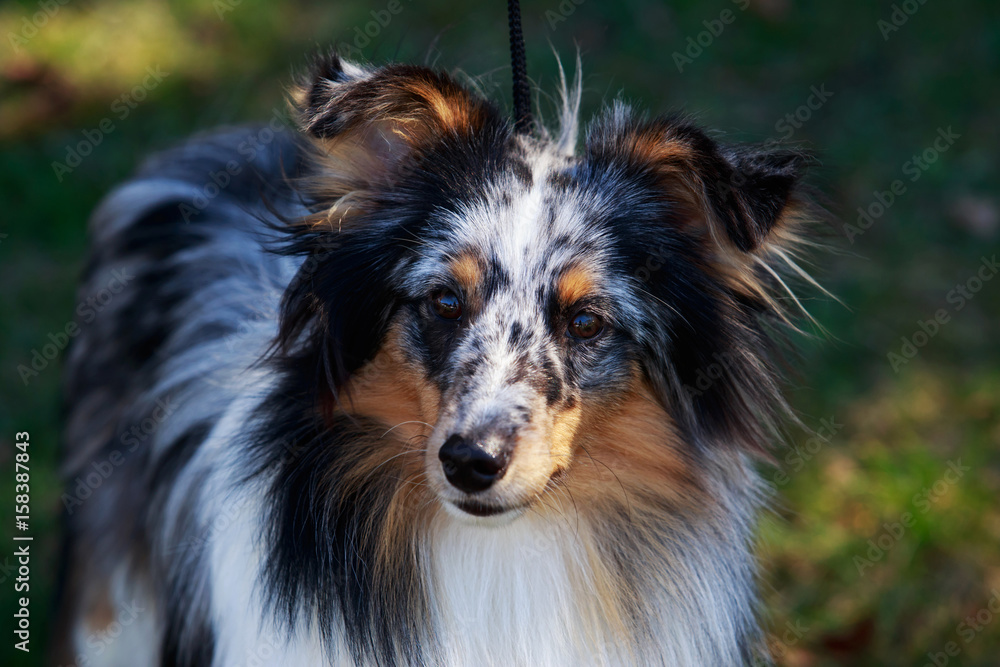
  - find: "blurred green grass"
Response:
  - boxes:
[0,0,998,664]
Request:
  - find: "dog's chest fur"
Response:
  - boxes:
[201,452,758,667]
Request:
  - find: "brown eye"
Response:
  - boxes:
[568,311,603,340]
[432,290,463,320]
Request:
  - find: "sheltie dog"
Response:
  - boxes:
[56,53,817,666]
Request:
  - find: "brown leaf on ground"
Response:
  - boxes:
[818,615,876,657]
[0,58,78,139]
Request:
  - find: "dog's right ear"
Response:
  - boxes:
[293,54,497,201]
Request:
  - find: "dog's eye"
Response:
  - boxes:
[567,311,603,340]
[432,290,463,320]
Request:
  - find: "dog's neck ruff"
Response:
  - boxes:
[203,397,761,667]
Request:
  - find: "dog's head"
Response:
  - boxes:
[279,55,810,521]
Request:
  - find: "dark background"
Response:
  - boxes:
[1,1,998,665]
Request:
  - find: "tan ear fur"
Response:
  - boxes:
[292,59,495,227]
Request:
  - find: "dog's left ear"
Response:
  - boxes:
[589,115,806,253]
[698,143,806,252]
[293,54,497,197]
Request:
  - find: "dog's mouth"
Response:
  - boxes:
[452,499,528,518]
[438,464,568,521]
[429,418,569,522]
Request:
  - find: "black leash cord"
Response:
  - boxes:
[507,0,533,133]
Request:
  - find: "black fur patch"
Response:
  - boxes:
[249,369,429,666]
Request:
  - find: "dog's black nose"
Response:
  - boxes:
[438,434,509,493]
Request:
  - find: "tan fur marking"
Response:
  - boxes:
[315,322,440,513]
[336,323,440,444]
[501,400,582,501]
[548,401,582,470]
[329,324,440,612]
[531,375,713,648]
[85,587,115,633]
[298,72,487,225]
[527,387,667,651]
[449,253,483,294]
[404,80,470,132]
[564,376,707,513]
[620,129,726,242]
[556,264,597,307]
[632,130,693,165]
[573,532,635,649]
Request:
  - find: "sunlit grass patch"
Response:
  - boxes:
[762,365,1000,665]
